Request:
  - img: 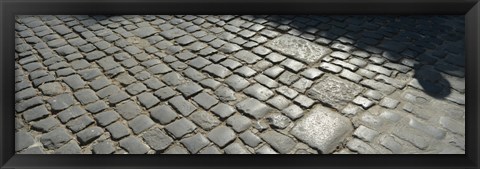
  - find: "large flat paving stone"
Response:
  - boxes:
[307,76,364,110]
[265,34,332,64]
[290,106,354,154]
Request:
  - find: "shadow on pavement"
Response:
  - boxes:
[253,15,465,99]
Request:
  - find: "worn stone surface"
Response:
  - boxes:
[291,106,354,154]
[307,76,364,110]
[265,34,332,64]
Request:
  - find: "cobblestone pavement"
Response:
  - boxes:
[14,15,465,154]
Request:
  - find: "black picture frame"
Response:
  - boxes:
[1,0,479,168]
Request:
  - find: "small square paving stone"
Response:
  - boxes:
[176,82,203,98]
[256,145,278,154]
[54,141,81,154]
[266,113,292,129]
[147,64,173,75]
[47,93,76,111]
[126,82,147,95]
[226,114,252,132]
[116,100,142,120]
[57,105,87,123]
[379,97,400,109]
[132,26,158,38]
[208,54,227,63]
[23,105,50,122]
[66,115,94,133]
[294,95,316,108]
[142,127,173,151]
[94,111,120,127]
[267,95,290,110]
[137,92,160,109]
[119,136,150,154]
[92,141,115,154]
[85,100,108,113]
[106,122,130,140]
[353,125,380,142]
[282,104,304,120]
[210,103,236,119]
[149,105,177,125]
[221,59,242,70]
[165,118,197,139]
[352,96,375,109]
[260,130,296,154]
[74,89,99,105]
[15,131,35,151]
[291,78,313,93]
[161,72,185,86]
[291,106,354,154]
[31,116,60,132]
[278,71,300,85]
[276,86,299,99]
[254,74,279,88]
[188,57,212,69]
[176,51,196,61]
[154,87,177,100]
[301,68,324,80]
[163,145,189,154]
[224,143,250,154]
[198,145,222,154]
[234,66,257,77]
[168,96,197,116]
[15,88,36,102]
[77,69,102,82]
[341,103,364,116]
[193,92,219,109]
[225,74,250,91]
[207,125,236,148]
[160,28,187,40]
[128,115,155,134]
[115,73,137,86]
[239,130,262,147]
[319,62,342,73]
[265,52,286,63]
[143,78,165,90]
[236,98,272,120]
[243,84,274,101]
[214,86,237,102]
[40,128,73,149]
[15,95,43,113]
[189,110,221,130]
[181,133,211,154]
[38,82,66,96]
[203,64,232,78]
[89,76,111,90]
[77,126,104,145]
[281,59,306,72]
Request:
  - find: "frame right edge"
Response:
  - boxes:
[465,1,479,168]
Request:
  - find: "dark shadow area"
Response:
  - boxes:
[251,15,465,99]
[80,14,466,99]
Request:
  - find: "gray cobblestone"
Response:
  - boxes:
[40,128,73,149]
[207,126,236,148]
[260,130,296,154]
[77,126,104,145]
[165,118,197,139]
[106,122,130,140]
[15,15,465,154]
[119,136,150,154]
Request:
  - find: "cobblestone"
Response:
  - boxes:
[15,15,465,154]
